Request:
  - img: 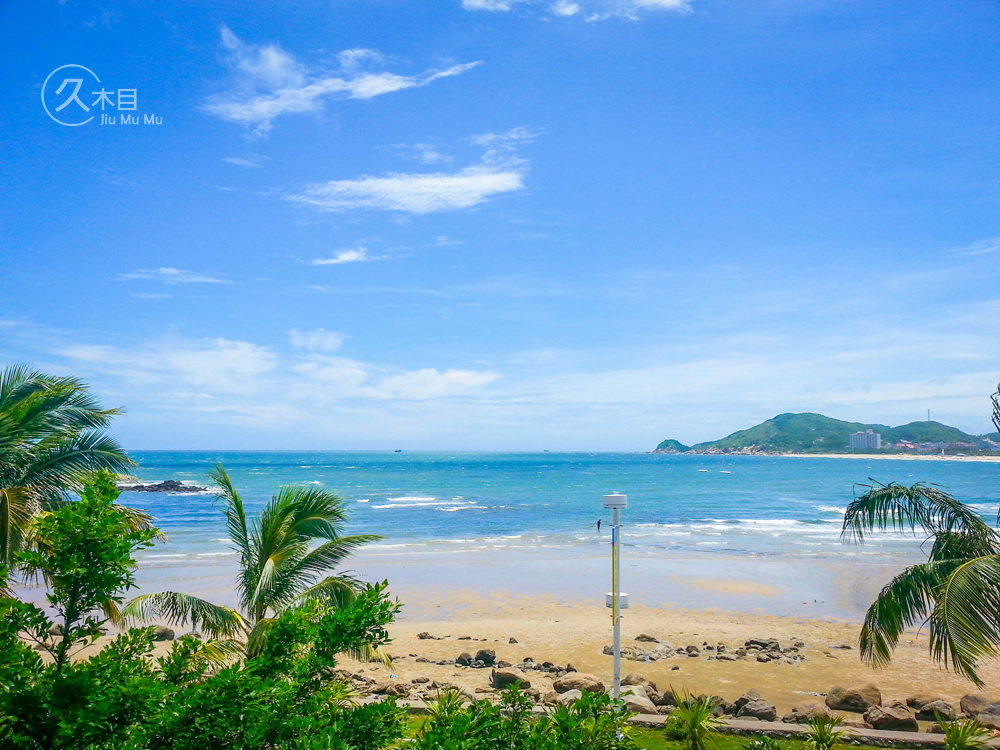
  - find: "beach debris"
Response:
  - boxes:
[960,693,1000,717]
[829,644,853,649]
[152,626,175,641]
[415,657,430,663]
[620,686,657,714]
[634,633,659,643]
[863,705,918,732]
[553,673,605,695]
[491,668,531,690]
[458,636,471,640]
[782,703,834,724]
[825,683,882,712]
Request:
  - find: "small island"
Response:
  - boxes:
[654,412,1000,456]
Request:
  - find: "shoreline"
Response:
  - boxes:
[652,452,1000,463]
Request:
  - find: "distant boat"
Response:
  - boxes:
[395,449,402,453]
[697,469,709,472]
[720,470,731,474]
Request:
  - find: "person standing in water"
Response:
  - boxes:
[596,519,602,532]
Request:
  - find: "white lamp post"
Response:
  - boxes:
[604,492,628,699]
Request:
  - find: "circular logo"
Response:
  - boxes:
[41,64,101,126]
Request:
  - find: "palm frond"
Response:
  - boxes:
[121,591,248,639]
[290,574,362,609]
[843,480,993,543]
[928,555,1000,686]
[860,559,961,668]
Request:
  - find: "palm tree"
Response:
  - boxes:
[0,364,139,569]
[842,382,1000,686]
[122,464,383,652]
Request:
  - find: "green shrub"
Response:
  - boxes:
[937,716,993,750]
[743,738,782,750]
[803,714,844,750]
[662,693,721,750]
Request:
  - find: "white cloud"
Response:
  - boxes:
[287,130,532,215]
[310,247,375,265]
[59,338,278,395]
[956,237,1000,256]
[223,156,262,168]
[204,28,482,135]
[392,142,452,165]
[118,268,230,284]
[461,0,693,18]
[287,166,523,214]
[462,0,527,9]
[132,293,173,300]
[289,329,346,352]
[551,0,581,15]
[378,368,501,400]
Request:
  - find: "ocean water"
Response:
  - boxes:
[123,451,1000,570]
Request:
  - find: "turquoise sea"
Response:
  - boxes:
[123,451,1000,568]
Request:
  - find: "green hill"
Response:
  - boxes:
[654,413,997,455]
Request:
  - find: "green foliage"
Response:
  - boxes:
[414,687,635,750]
[742,738,781,750]
[0,364,137,567]
[802,714,844,750]
[19,471,156,671]
[121,464,382,653]
[654,439,690,453]
[662,693,721,750]
[937,716,993,750]
[659,411,996,455]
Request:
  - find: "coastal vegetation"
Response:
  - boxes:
[120,463,384,656]
[842,384,1000,685]
[655,412,1000,455]
[0,365,144,570]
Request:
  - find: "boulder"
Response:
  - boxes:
[864,706,918,732]
[622,674,658,692]
[756,654,772,663]
[733,689,762,712]
[783,703,835,724]
[825,683,882,712]
[491,668,530,690]
[685,645,700,654]
[417,632,433,639]
[475,649,496,666]
[509,637,518,644]
[47,623,64,636]
[960,694,1000,716]
[635,633,659,643]
[906,694,944,710]
[542,690,560,706]
[556,689,583,707]
[553,673,605,695]
[456,652,473,666]
[738,699,778,722]
[915,701,956,722]
[656,690,678,707]
[620,687,657,714]
[412,677,430,684]
[152,626,175,641]
[371,681,411,698]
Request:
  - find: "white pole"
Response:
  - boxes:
[604,492,627,701]
[612,504,621,699]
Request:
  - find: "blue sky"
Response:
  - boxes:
[1,0,999,450]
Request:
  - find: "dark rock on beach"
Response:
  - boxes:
[863,706,918,732]
[118,479,208,493]
[825,683,881,712]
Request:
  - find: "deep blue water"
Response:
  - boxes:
[120,451,1000,566]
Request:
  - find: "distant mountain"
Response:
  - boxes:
[654,413,1000,455]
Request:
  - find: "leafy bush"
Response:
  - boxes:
[743,737,782,750]
[0,474,407,750]
[413,687,635,750]
[937,717,993,750]
[803,714,844,750]
[663,693,721,750]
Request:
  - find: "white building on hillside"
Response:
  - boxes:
[850,429,882,450]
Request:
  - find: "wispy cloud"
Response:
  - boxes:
[286,128,533,215]
[310,247,377,265]
[378,368,501,399]
[391,142,453,165]
[462,0,692,19]
[289,329,346,352]
[955,237,1000,256]
[223,156,263,168]
[132,293,173,300]
[118,268,230,284]
[203,28,482,136]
